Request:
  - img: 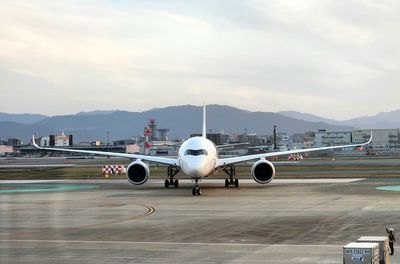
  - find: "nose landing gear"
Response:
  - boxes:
[192,187,201,196]
[192,177,202,196]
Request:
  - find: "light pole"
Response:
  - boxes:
[106,131,110,153]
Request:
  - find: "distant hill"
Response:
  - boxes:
[0,113,48,124]
[0,105,352,143]
[278,111,343,126]
[0,121,57,144]
[76,110,118,116]
[342,109,400,129]
[279,110,400,129]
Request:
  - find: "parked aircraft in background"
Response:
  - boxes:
[33,106,372,196]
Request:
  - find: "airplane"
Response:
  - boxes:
[32,105,372,196]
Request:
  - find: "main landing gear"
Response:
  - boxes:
[165,166,180,188]
[192,177,201,196]
[223,165,239,187]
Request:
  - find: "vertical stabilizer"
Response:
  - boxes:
[202,104,206,138]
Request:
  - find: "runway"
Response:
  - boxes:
[1,178,400,263]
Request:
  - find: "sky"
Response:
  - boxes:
[1,0,400,120]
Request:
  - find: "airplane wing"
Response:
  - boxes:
[32,134,179,166]
[216,142,250,149]
[217,134,372,167]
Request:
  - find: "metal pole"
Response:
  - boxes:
[107,131,110,153]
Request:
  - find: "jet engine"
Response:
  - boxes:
[251,159,275,184]
[126,160,150,185]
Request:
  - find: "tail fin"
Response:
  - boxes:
[202,104,206,138]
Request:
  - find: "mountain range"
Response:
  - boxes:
[0,113,48,124]
[0,105,398,143]
[278,109,400,129]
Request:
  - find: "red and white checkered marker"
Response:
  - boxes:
[288,154,304,161]
[102,165,126,175]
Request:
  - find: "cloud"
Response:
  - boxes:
[1,0,400,119]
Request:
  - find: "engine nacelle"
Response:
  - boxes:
[126,160,150,185]
[251,159,276,184]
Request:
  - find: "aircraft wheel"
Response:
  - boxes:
[197,188,202,196]
[192,188,197,196]
[165,180,169,188]
[229,179,234,185]
[234,178,239,187]
[174,179,179,188]
[225,179,229,187]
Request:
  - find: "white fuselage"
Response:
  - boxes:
[178,137,218,178]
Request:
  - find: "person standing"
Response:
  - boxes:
[386,227,396,255]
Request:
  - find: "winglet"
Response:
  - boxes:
[359,131,372,146]
[202,103,206,138]
[32,134,41,149]
[366,131,373,145]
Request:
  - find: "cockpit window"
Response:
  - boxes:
[184,149,208,156]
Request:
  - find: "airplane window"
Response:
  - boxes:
[184,149,208,156]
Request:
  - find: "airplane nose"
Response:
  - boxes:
[186,158,208,177]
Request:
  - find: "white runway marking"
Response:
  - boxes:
[0,164,74,168]
[148,178,364,184]
[0,178,363,185]
[270,178,364,184]
[0,180,62,184]
[0,239,343,247]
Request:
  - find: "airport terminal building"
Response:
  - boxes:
[312,129,399,149]
[352,129,399,148]
[1,127,400,157]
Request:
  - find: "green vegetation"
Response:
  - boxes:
[1,161,400,180]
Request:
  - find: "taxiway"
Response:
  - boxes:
[1,178,400,263]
